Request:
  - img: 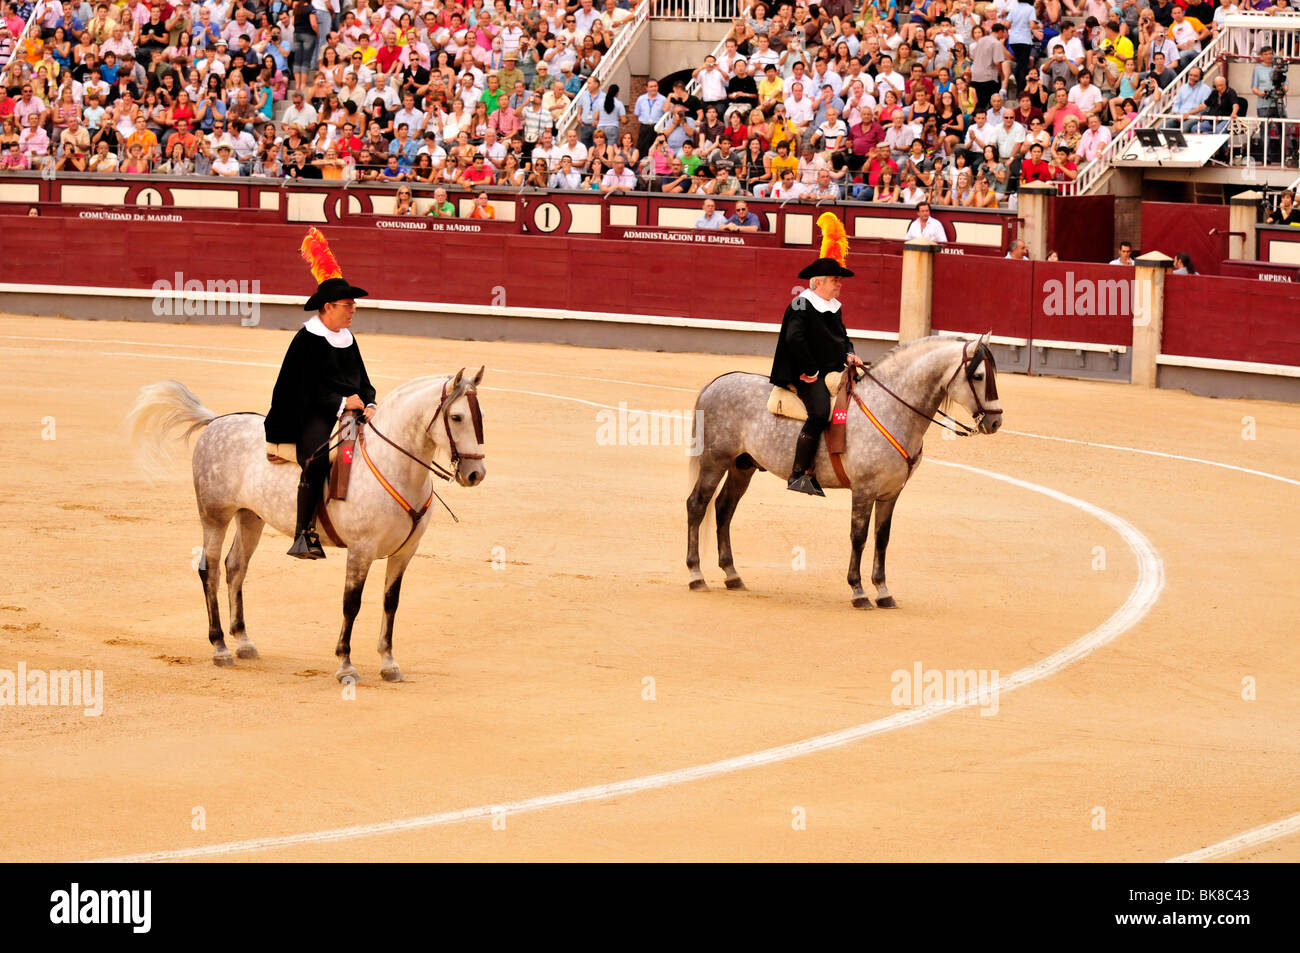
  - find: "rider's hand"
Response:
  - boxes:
[344,394,365,411]
[799,372,819,383]
[363,404,376,421]
[847,354,864,367]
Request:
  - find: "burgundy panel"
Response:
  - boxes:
[1029,260,1134,347]
[1140,202,1229,276]
[1163,273,1300,366]
[1046,194,1115,263]
[931,253,1034,340]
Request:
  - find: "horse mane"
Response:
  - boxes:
[870,335,960,373]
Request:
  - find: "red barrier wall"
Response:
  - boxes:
[1029,261,1134,348]
[0,214,903,332]
[1046,194,1114,263]
[1163,273,1300,366]
[1140,202,1230,276]
[931,254,1034,340]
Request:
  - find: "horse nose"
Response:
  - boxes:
[467,470,480,485]
[987,415,1002,433]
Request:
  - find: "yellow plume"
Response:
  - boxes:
[300,228,343,284]
[817,212,849,267]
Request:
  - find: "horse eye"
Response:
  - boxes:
[451,414,464,423]
[973,373,984,381]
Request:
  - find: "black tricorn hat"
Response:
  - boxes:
[798,257,855,279]
[304,275,370,312]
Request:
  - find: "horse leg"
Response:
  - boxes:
[199,515,234,666]
[715,465,756,590]
[376,546,416,682]
[686,458,726,591]
[225,508,265,660]
[872,497,900,608]
[847,491,875,609]
[334,549,372,682]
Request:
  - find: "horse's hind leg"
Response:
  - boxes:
[686,458,726,591]
[376,546,416,683]
[847,491,875,609]
[225,509,265,660]
[198,514,234,666]
[871,497,899,608]
[716,464,756,590]
[334,548,373,682]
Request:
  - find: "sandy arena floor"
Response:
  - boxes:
[0,314,1296,862]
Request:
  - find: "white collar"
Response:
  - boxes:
[798,287,841,313]
[304,315,354,348]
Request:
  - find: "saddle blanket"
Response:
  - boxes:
[766,370,844,421]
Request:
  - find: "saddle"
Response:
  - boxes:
[769,369,856,489]
[265,416,360,502]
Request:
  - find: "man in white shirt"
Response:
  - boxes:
[771,169,806,200]
[1066,71,1104,118]
[1045,22,1085,65]
[280,91,318,136]
[695,198,727,229]
[784,82,814,140]
[557,127,589,171]
[573,0,601,38]
[547,153,583,189]
[392,93,424,139]
[695,54,729,115]
[532,129,562,167]
[884,114,916,162]
[477,128,508,170]
[1109,240,1135,265]
[365,74,401,112]
[874,55,906,100]
[905,202,948,242]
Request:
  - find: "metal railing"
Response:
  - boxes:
[0,7,40,88]
[650,0,742,21]
[554,0,652,135]
[1059,13,1300,196]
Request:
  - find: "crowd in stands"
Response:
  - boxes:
[0,0,1291,213]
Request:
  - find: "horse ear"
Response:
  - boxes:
[451,368,464,390]
[472,364,485,386]
[979,330,992,347]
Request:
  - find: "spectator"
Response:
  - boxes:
[1172,252,1197,275]
[723,199,761,232]
[600,153,637,192]
[468,191,495,220]
[695,197,727,229]
[88,137,117,172]
[424,187,456,217]
[548,153,582,189]
[1266,190,1300,225]
[1006,239,1030,260]
[1110,241,1135,265]
[19,112,50,167]
[210,141,239,176]
[1020,141,1052,182]
[905,201,947,241]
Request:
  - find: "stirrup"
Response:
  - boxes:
[786,472,826,497]
[287,531,326,559]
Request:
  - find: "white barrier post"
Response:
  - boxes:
[899,239,937,342]
[1131,252,1172,388]
[1229,190,1261,261]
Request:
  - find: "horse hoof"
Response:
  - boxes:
[724,577,746,590]
[235,643,260,660]
[335,664,359,683]
[876,596,898,609]
[380,666,403,683]
[213,650,235,667]
[688,578,709,591]
[852,595,874,609]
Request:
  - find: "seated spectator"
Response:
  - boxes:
[771,168,806,200]
[210,142,240,176]
[548,153,582,189]
[722,200,761,232]
[601,154,637,192]
[526,158,551,188]
[804,168,840,202]
[425,188,457,217]
[872,167,900,203]
[1049,145,1077,183]
[393,186,417,216]
[88,138,118,173]
[468,191,496,219]
[695,197,727,229]
[380,154,409,182]
[967,173,1000,208]
[0,141,29,170]
[19,113,50,167]
[658,157,691,193]
[1020,142,1052,183]
[314,147,348,181]
[458,153,496,187]
[57,115,91,171]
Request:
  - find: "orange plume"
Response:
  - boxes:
[816,212,849,267]
[300,228,343,284]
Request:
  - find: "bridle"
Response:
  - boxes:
[354,377,485,544]
[862,339,1002,438]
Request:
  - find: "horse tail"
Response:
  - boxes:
[125,380,218,479]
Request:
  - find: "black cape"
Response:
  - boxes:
[264,327,376,445]
[769,296,855,388]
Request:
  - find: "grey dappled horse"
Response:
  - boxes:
[687,335,1003,607]
[127,369,487,681]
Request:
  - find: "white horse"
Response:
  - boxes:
[127,369,487,681]
[687,335,1003,607]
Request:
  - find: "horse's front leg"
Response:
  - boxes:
[871,496,899,608]
[847,490,875,609]
[376,544,417,682]
[334,548,374,682]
